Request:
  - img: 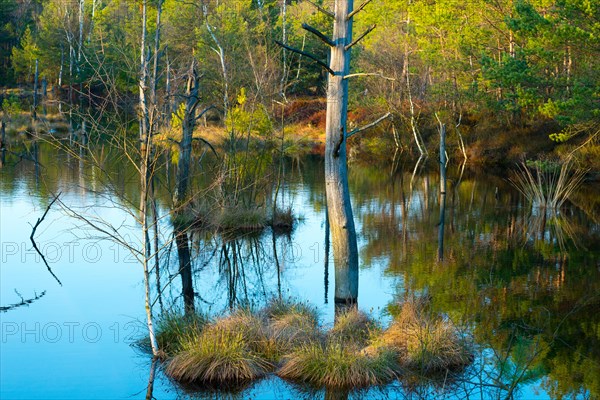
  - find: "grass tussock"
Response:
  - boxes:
[509,157,587,210]
[217,207,267,231]
[376,298,471,373]
[155,312,208,356]
[265,298,322,350]
[212,310,280,364]
[269,206,295,232]
[278,342,399,389]
[165,323,273,387]
[328,308,380,348]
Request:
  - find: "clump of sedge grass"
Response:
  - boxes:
[263,298,322,350]
[161,298,472,390]
[216,207,267,232]
[376,298,471,373]
[155,312,208,357]
[212,310,280,365]
[269,206,295,232]
[509,157,586,210]
[165,323,272,387]
[278,341,399,389]
[328,308,380,348]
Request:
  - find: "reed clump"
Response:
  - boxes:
[509,157,586,210]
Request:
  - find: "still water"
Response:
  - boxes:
[1,142,598,399]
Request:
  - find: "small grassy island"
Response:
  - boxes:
[146,297,472,392]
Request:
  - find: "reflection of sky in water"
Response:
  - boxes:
[1,153,597,399]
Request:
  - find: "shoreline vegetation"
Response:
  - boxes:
[144,297,472,392]
[2,89,599,177]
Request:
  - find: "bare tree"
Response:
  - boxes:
[276,0,389,307]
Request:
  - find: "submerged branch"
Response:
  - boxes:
[0,290,47,312]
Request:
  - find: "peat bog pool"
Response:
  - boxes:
[1,143,599,399]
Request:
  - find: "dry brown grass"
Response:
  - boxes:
[375,298,471,373]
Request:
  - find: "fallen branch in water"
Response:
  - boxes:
[0,289,47,312]
[29,192,62,286]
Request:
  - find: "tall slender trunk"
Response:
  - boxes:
[404,5,426,156]
[150,0,163,134]
[139,0,148,143]
[173,63,199,315]
[279,0,288,97]
[174,62,199,206]
[325,0,358,307]
[324,206,330,304]
[165,50,172,124]
[437,122,446,262]
[203,5,228,120]
[78,0,84,62]
[58,45,64,88]
[138,0,158,357]
[32,59,39,121]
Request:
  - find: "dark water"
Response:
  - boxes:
[1,142,599,399]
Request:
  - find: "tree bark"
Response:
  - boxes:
[174,63,199,206]
[138,0,158,357]
[325,0,358,306]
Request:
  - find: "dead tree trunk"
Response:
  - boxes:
[275,0,382,308]
[174,63,200,206]
[326,0,358,307]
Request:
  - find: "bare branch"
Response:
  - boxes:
[348,112,392,138]
[1,290,47,312]
[344,71,395,81]
[345,25,376,50]
[193,105,216,122]
[274,40,334,75]
[305,0,334,18]
[192,137,219,157]
[302,23,333,47]
[347,0,373,20]
[30,193,63,286]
